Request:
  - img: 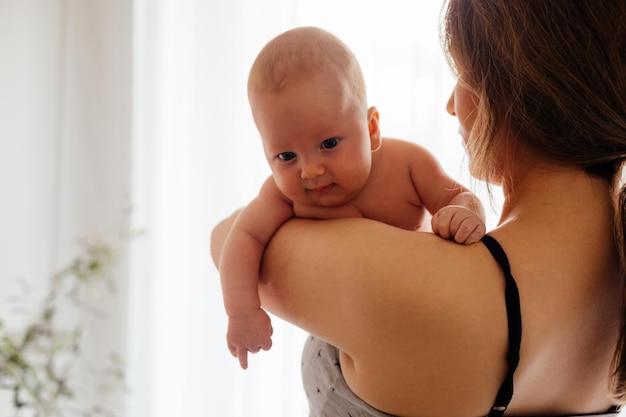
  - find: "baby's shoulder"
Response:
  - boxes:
[378,137,437,165]
[381,137,429,155]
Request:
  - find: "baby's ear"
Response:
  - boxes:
[368,106,382,151]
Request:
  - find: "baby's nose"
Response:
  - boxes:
[300,159,325,179]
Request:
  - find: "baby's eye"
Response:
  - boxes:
[278,151,296,161]
[321,138,339,149]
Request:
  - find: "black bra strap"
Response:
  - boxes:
[481,235,522,417]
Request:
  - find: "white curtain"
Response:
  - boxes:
[1,1,501,417]
[0,1,131,416]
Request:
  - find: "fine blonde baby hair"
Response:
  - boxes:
[248,26,367,107]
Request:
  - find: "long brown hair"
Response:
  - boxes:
[442,0,626,402]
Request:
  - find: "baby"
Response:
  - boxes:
[219,26,486,369]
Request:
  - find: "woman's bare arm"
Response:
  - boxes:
[212,214,508,415]
[214,214,502,354]
[255,217,507,415]
[257,218,499,345]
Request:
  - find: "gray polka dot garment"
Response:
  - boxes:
[302,335,395,417]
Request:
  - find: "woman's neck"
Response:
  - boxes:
[498,162,611,227]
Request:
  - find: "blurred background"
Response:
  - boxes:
[0,1,501,416]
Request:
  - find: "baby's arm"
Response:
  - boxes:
[218,177,294,369]
[406,143,486,244]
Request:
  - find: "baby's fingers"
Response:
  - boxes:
[227,341,248,368]
[431,211,453,240]
[453,217,486,244]
[237,348,249,370]
[463,223,487,244]
[245,331,273,355]
[235,336,271,370]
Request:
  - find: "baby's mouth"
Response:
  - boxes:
[309,183,335,193]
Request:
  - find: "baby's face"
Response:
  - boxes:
[250,77,375,207]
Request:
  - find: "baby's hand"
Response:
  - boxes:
[431,205,486,245]
[227,308,273,369]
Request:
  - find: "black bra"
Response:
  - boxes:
[481,235,522,417]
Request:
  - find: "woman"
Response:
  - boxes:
[212,0,626,416]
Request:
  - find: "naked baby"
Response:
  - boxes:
[217,26,486,369]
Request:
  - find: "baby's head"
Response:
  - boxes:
[248,27,381,208]
[247,26,367,110]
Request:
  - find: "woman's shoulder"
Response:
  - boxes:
[260,217,512,416]
[260,217,507,341]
